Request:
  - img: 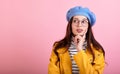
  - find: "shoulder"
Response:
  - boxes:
[52,42,67,54]
[91,44,103,53]
[90,44,104,58]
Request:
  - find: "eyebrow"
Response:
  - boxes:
[73,18,88,20]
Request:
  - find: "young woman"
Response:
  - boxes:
[48,6,105,74]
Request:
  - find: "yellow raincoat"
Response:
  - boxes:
[48,45,105,74]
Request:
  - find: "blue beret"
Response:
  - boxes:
[66,6,96,26]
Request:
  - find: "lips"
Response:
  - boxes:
[76,29,83,33]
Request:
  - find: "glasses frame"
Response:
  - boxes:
[72,18,89,27]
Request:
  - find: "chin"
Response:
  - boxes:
[74,33,83,36]
[78,33,84,35]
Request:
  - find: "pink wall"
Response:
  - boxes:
[0,0,120,74]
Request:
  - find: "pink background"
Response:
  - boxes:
[0,0,120,74]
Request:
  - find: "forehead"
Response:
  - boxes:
[73,15,87,20]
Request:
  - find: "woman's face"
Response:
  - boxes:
[71,15,89,36]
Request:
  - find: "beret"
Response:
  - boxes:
[66,6,96,26]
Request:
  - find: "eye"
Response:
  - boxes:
[81,20,88,24]
[73,19,79,23]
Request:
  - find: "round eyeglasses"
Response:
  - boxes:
[72,18,88,27]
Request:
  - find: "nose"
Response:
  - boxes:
[77,22,82,27]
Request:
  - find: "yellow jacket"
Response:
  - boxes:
[48,45,105,74]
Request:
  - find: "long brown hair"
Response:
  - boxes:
[53,17,105,65]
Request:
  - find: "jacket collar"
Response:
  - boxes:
[56,44,94,54]
[57,47,68,54]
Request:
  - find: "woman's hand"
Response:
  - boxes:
[74,34,86,51]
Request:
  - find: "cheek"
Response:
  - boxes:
[83,27,88,33]
[72,26,76,33]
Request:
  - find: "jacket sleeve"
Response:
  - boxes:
[48,49,60,74]
[73,49,105,74]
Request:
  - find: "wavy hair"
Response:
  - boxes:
[53,17,105,65]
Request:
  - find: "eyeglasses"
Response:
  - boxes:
[72,18,88,27]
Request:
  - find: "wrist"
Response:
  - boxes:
[76,46,82,51]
